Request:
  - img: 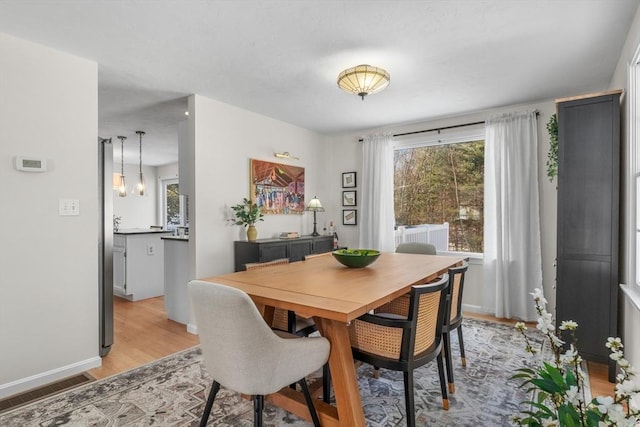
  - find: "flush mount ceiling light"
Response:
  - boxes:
[337,64,390,100]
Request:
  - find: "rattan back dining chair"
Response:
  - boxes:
[244,258,316,336]
[348,274,450,427]
[395,242,437,255]
[188,280,329,427]
[442,260,469,393]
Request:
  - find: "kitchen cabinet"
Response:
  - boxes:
[234,235,333,271]
[556,90,621,380]
[113,229,172,301]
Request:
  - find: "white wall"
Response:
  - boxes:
[609,4,640,370]
[113,163,159,229]
[0,33,100,397]
[188,95,330,281]
[322,100,559,317]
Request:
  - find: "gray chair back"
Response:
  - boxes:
[396,242,437,255]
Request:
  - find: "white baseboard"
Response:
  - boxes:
[0,356,101,399]
[461,303,485,314]
[186,323,198,335]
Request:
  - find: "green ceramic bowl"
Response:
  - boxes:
[332,249,381,268]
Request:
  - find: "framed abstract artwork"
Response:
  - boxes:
[250,159,305,215]
[342,190,356,207]
[343,209,357,225]
[342,171,356,188]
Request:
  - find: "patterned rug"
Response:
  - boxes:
[0,318,547,426]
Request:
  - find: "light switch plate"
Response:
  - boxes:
[59,199,80,216]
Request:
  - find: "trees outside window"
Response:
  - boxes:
[394,140,484,253]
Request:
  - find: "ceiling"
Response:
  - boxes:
[0,0,638,166]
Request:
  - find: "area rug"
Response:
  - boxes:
[0,318,547,426]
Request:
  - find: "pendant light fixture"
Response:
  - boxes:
[117,136,127,197]
[337,64,390,100]
[136,130,146,196]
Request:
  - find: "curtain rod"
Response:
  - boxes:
[357,111,539,142]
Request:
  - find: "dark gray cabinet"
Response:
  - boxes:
[234,235,333,271]
[556,90,621,380]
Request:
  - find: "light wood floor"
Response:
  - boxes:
[87,296,199,379]
[87,299,615,397]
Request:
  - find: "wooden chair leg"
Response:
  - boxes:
[403,370,416,427]
[457,325,467,367]
[200,380,220,427]
[253,395,264,427]
[299,378,321,427]
[436,353,450,410]
[443,331,455,393]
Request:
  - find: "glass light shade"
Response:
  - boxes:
[118,175,127,197]
[306,197,325,212]
[337,64,390,99]
[137,172,145,196]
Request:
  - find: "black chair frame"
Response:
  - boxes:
[350,275,450,427]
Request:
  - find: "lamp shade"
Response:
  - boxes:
[337,64,390,100]
[306,196,325,212]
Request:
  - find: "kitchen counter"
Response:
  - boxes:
[161,236,189,241]
[115,228,171,235]
[113,230,172,301]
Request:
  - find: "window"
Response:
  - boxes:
[394,137,484,254]
[161,178,187,231]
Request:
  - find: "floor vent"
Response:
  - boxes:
[0,373,95,413]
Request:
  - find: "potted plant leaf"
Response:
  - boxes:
[230,198,264,241]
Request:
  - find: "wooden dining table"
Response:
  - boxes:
[200,251,466,427]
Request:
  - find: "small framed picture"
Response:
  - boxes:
[342,190,357,207]
[343,209,357,225]
[342,171,357,188]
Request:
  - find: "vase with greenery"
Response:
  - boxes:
[546,113,558,182]
[230,198,264,241]
[511,289,640,426]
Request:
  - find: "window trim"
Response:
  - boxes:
[393,127,485,258]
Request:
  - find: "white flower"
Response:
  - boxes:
[536,311,554,334]
[560,345,579,365]
[549,333,565,347]
[530,288,548,304]
[596,395,614,413]
[606,337,623,350]
[566,385,582,405]
[515,322,526,332]
[616,379,640,397]
[540,418,559,427]
[559,320,578,330]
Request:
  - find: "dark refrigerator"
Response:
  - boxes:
[98,137,114,356]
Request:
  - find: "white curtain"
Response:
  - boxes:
[359,134,396,252]
[483,110,542,321]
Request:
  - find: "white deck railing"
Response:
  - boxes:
[394,223,449,252]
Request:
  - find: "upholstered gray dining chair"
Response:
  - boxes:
[188,280,330,427]
[396,242,437,255]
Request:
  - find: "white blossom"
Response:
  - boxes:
[596,395,614,413]
[530,288,547,304]
[559,320,578,330]
[536,311,554,334]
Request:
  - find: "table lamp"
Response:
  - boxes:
[305,196,325,236]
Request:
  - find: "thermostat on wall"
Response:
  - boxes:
[15,156,47,172]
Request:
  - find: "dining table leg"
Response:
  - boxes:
[316,317,366,427]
